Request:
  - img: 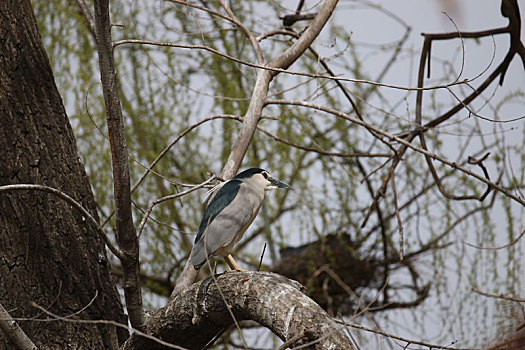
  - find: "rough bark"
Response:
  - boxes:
[124,272,355,350]
[0,0,127,348]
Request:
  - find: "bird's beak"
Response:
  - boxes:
[268,177,293,190]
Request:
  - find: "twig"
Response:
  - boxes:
[390,175,404,261]
[29,302,186,350]
[166,0,237,25]
[441,11,466,83]
[276,331,305,350]
[136,175,217,238]
[471,288,525,303]
[422,45,516,131]
[257,243,266,272]
[266,99,525,208]
[112,39,472,93]
[336,320,466,350]
[62,290,99,319]
[206,268,249,349]
[101,114,241,228]
[262,27,398,154]
[313,265,371,319]
[218,0,263,65]
[463,228,525,251]
[257,126,391,158]
[0,184,123,259]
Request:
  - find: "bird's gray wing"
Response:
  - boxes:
[194,179,242,244]
[191,183,259,268]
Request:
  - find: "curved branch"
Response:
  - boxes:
[257,125,392,158]
[123,272,355,350]
[113,39,473,93]
[0,184,123,259]
[419,133,492,201]
[219,0,264,65]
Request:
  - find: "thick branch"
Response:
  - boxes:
[268,0,338,74]
[93,0,144,330]
[222,0,339,179]
[221,71,272,179]
[124,272,354,350]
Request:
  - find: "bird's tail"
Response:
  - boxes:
[169,259,199,301]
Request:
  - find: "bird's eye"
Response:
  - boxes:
[262,171,268,179]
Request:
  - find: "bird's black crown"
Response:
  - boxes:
[234,168,266,179]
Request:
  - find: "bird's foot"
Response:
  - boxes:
[226,267,249,273]
[224,254,248,272]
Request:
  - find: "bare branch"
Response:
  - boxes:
[218,0,264,65]
[93,0,144,330]
[269,0,338,75]
[419,133,493,201]
[101,115,241,228]
[268,99,525,208]
[464,228,525,251]
[472,288,525,303]
[340,321,465,350]
[136,175,217,238]
[422,26,509,41]
[74,0,96,42]
[257,125,392,158]
[390,174,404,261]
[0,303,38,350]
[416,6,524,132]
[111,40,472,94]
[166,0,236,24]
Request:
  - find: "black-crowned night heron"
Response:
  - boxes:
[191,168,292,272]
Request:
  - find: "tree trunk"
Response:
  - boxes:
[0,0,127,348]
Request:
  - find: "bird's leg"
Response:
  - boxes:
[224,254,248,272]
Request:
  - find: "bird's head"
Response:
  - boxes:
[234,168,293,191]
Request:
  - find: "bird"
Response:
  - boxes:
[190,168,293,272]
